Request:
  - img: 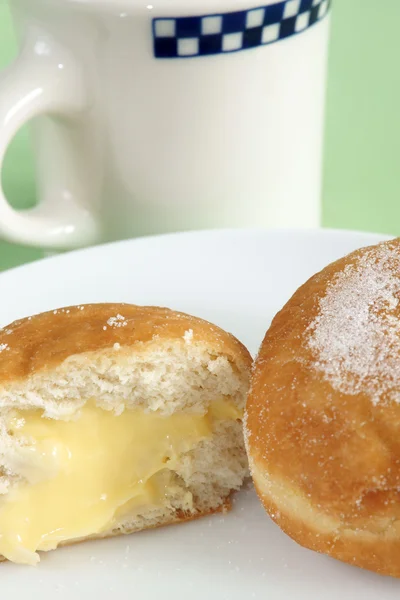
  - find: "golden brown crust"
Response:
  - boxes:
[251,468,400,578]
[0,303,251,384]
[246,238,400,578]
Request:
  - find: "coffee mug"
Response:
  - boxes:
[0,0,331,249]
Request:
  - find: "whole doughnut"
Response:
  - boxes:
[246,238,400,578]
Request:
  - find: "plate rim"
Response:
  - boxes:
[0,227,394,278]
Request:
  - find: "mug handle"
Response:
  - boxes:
[0,29,100,250]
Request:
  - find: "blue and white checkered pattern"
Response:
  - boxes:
[153,0,331,58]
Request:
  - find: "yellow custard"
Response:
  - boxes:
[0,400,241,565]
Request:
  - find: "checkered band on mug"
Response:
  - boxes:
[153,0,331,59]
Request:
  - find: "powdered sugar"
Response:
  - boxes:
[307,242,400,404]
[0,344,9,353]
[183,329,193,343]
[107,314,128,328]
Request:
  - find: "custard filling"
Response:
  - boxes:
[0,400,241,565]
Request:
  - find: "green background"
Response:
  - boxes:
[0,0,398,271]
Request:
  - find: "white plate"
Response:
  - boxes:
[0,228,397,599]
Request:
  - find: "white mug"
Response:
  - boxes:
[0,0,331,250]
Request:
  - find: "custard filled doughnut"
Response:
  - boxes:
[246,238,400,578]
[0,303,251,564]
